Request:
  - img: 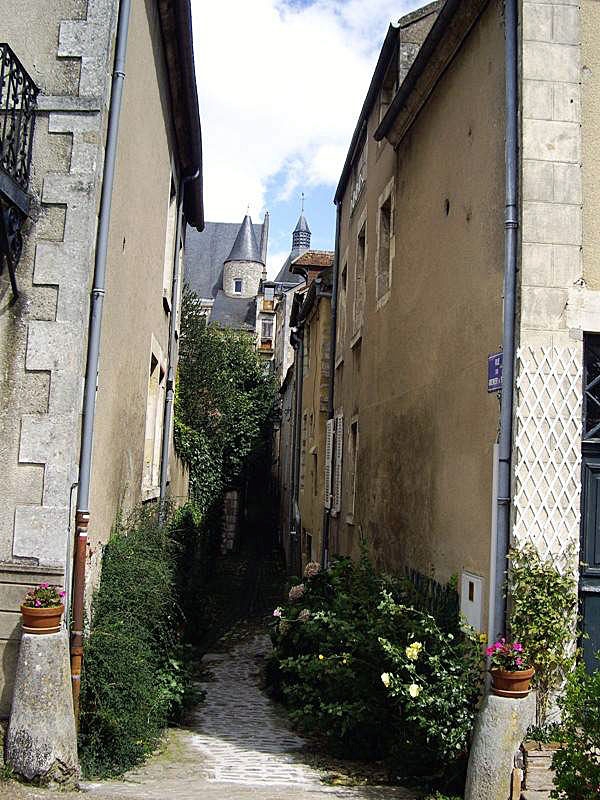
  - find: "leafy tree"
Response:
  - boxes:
[174,287,277,513]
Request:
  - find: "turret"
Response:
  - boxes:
[222,214,264,298]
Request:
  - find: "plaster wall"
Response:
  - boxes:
[86,0,186,566]
[332,1,505,612]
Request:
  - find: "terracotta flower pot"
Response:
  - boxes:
[20,603,64,635]
[490,666,535,698]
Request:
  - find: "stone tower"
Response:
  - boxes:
[222,214,265,298]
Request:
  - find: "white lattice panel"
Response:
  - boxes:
[513,346,582,574]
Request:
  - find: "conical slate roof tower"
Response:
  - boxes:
[225,214,264,265]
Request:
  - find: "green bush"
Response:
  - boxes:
[79,504,202,778]
[508,544,577,725]
[269,555,483,791]
[551,665,600,800]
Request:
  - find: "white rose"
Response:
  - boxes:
[381,672,391,688]
[408,683,421,698]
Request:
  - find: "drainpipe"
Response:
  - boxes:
[70,0,132,724]
[492,0,519,641]
[159,168,200,508]
[321,201,341,568]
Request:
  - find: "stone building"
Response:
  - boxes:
[275,251,334,574]
[319,0,600,657]
[0,0,203,715]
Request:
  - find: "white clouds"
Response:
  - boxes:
[191,0,422,222]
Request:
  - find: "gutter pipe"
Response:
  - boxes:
[159,168,200,508]
[70,0,132,723]
[492,0,519,641]
[321,202,341,568]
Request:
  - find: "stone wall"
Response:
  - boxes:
[223,260,263,298]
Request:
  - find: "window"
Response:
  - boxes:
[234,279,243,294]
[353,225,366,336]
[332,414,344,515]
[303,325,311,373]
[143,350,166,495]
[263,285,275,311]
[261,318,273,341]
[376,195,392,303]
[162,178,177,310]
[584,335,600,440]
[347,419,359,520]
[337,263,347,352]
[351,139,367,210]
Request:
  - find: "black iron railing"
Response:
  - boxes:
[0,43,38,297]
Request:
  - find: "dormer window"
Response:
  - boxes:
[234,279,243,294]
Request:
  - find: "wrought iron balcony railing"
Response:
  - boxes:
[0,43,39,298]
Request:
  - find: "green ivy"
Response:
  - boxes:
[79,504,203,778]
[174,287,277,513]
[508,544,578,726]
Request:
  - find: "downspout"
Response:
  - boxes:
[159,168,201,507]
[492,0,519,641]
[321,202,341,568]
[70,0,132,723]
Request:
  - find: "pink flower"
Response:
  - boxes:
[513,642,523,652]
[39,583,49,589]
[516,657,523,666]
[273,607,282,618]
[486,645,495,657]
[304,561,321,579]
[34,600,41,607]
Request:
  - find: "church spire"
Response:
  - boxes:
[292,195,311,253]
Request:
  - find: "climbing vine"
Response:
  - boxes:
[508,543,578,726]
[174,286,278,513]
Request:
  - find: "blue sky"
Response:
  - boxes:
[191,0,423,276]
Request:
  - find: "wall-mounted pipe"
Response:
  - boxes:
[159,168,200,508]
[70,0,132,724]
[321,202,341,568]
[492,0,519,641]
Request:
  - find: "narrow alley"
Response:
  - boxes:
[1,621,418,800]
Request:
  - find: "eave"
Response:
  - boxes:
[374,0,490,148]
[157,0,204,230]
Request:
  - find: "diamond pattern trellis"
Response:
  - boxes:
[513,346,583,575]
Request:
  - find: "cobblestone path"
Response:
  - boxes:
[0,624,417,800]
[189,632,326,788]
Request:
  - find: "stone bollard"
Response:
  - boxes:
[465,690,536,800]
[6,629,79,786]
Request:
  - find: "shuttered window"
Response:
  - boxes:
[324,418,335,509]
[332,414,344,514]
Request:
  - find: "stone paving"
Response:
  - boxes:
[0,626,418,800]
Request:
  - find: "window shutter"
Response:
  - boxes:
[333,414,344,514]
[324,419,334,509]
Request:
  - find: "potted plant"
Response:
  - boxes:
[487,638,534,698]
[21,583,65,635]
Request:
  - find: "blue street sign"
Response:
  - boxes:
[488,352,503,393]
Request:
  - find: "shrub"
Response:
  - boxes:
[79,505,201,778]
[552,664,600,799]
[508,544,577,725]
[269,555,483,791]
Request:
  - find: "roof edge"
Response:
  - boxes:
[157,0,204,230]
[374,0,487,144]
[333,22,399,204]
